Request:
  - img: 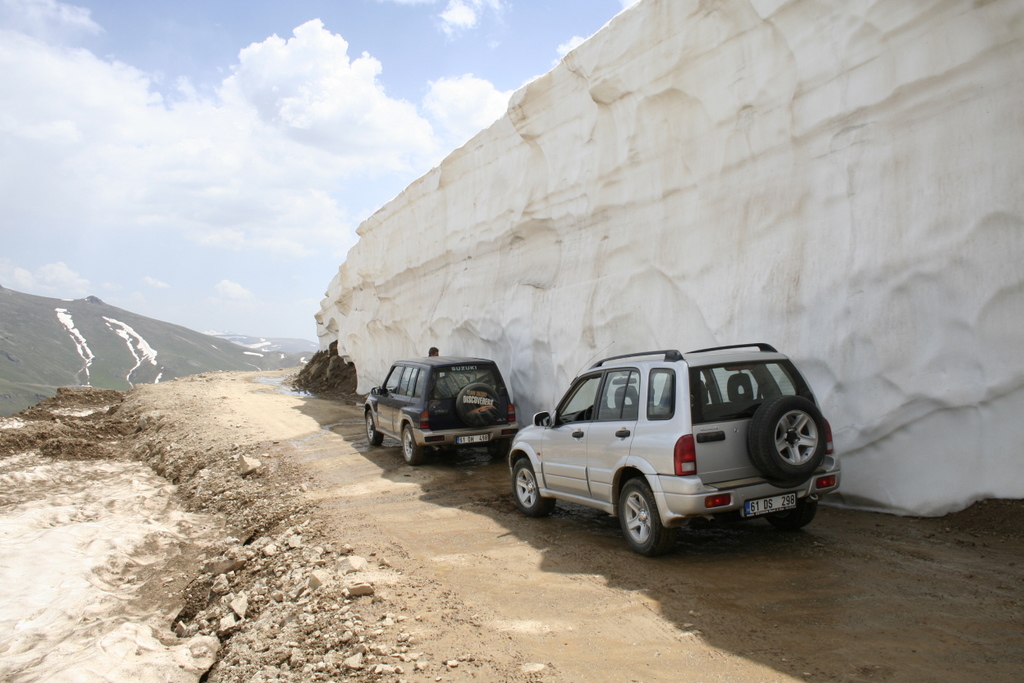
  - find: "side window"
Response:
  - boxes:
[412,368,428,398]
[384,366,404,393]
[557,375,603,424]
[647,369,675,420]
[596,370,640,421]
[399,367,418,396]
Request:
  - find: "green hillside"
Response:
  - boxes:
[0,285,306,415]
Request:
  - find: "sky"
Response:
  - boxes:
[0,0,639,342]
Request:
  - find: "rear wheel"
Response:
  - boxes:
[487,438,511,460]
[401,425,426,466]
[512,458,555,517]
[365,411,384,446]
[618,478,675,556]
[765,498,818,530]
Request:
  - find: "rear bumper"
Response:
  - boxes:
[649,466,842,528]
[412,424,520,447]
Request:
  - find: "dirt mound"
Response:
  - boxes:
[938,498,1024,539]
[0,387,130,459]
[289,341,359,399]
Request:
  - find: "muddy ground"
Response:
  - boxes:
[2,370,1022,683]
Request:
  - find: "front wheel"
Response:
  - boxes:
[512,458,555,517]
[618,478,675,556]
[765,498,818,531]
[365,411,384,446]
[401,425,426,466]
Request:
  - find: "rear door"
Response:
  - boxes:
[586,368,640,503]
[392,365,422,432]
[427,363,507,431]
[541,373,602,496]
[690,361,804,483]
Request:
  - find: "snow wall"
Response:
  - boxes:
[316,0,1024,516]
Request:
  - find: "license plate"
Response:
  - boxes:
[455,434,490,445]
[744,492,797,517]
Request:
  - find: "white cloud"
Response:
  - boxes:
[214,280,253,301]
[143,276,169,289]
[224,20,437,165]
[556,36,587,60]
[423,74,511,148]
[440,1,478,32]
[0,0,100,42]
[0,19,443,261]
[0,259,90,296]
[373,0,505,36]
[438,0,504,37]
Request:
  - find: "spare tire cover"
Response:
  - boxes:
[746,395,827,487]
[455,383,501,427]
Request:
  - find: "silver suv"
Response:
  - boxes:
[508,344,840,555]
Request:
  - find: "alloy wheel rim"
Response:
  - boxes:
[516,468,536,506]
[773,410,818,465]
[624,491,651,543]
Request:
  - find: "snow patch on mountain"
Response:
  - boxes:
[204,331,317,354]
[103,317,159,386]
[54,308,93,385]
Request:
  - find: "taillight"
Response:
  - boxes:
[824,419,834,454]
[815,474,837,489]
[419,410,430,430]
[674,435,696,476]
[705,493,731,508]
[507,403,516,423]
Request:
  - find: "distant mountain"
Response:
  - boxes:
[204,331,318,355]
[0,285,309,416]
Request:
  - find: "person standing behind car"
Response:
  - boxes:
[428,347,439,357]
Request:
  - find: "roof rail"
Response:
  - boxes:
[685,342,778,355]
[591,349,683,368]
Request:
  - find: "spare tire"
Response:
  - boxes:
[747,395,827,487]
[455,383,501,427]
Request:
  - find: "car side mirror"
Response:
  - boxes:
[370,386,383,396]
[534,411,552,427]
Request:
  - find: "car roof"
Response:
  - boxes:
[591,344,789,371]
[395,356,498,368]
[682,348,788,368]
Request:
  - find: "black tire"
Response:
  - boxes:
[455,383,500,427]
[765,498,818,531]
[747,395,827,487]
[512,458,555,517]
[401,424,426,466]
[365,410,384,447]
[487,438,511,460]
[618,478,675,556]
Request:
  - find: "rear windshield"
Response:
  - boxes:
[690,360,810,424]
[429,364,503,400]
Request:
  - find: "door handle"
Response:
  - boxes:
[572,429,585,439]
[615,428,631,438]
[696,431,726,443]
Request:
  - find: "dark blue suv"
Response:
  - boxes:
[364,356,520,465]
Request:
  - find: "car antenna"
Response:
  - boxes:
[575,341,615,377]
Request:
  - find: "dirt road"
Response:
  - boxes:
[7,370,1021,683]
